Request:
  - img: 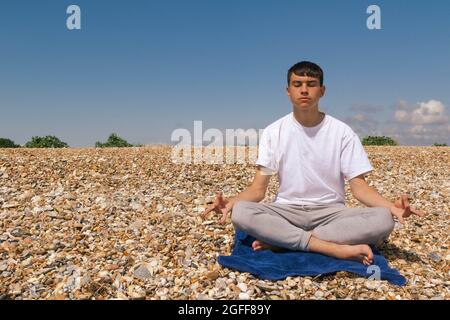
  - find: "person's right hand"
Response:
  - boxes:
[201,192,235,224]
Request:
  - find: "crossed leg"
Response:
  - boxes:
[232,201,394,265]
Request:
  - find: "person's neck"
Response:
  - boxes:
[293,107,325,127]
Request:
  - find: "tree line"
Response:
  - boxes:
[0,134,447,148]
[0,133,142,148]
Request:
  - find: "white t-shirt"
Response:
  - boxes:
[256,112,373,205]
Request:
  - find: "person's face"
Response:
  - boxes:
[286,73,326,110]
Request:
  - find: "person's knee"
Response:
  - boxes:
[372,207,395,238]
[231,200,253,229]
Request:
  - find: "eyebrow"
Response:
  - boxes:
[291,80,319,84]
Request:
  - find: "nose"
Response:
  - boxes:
[300,84,308,94]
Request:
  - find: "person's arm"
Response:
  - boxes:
[232,166,272,202]
[349,174,393,208]
[202,166,273,223]
[350,174,426,223]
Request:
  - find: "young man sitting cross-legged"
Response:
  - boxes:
[202,61,426,265]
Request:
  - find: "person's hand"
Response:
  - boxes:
[390,194,426,224]
[201,192,235,224]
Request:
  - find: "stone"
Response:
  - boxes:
[427,252,441,262]
[314,290,324,299]
[237,283,248,292]
[0,146,446,300]
[133,264,153,280]
[206,271,220,280]
[238,292,250,300]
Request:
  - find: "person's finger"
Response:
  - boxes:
[411,207,426,217]
[221,207,230,216]
[219,210,229,224]
[213,195,220,206]
[220,206,232,223]
[217,192,225,206]
[402,195,410,208]
[201,205,215,218]
[393,209,405,224]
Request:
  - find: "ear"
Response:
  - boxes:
[320,85,326,97]
[286,86,291,97]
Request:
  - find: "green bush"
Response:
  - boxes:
[0,138,20,148]
[361,136,399,146]
[25,136,69,148]
[433,143,448,146]
[95,133,134,148]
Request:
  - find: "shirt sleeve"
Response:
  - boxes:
[255,128,279,174]
[340,132,373,180]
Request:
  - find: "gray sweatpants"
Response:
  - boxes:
[231,201,395,251]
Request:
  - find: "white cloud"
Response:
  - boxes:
[388,99,450,144]
[394,110,409,122]
[411,100,448,125]
[345,99,449,145]
[394,100,448,125]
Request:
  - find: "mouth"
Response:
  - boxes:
[299,98,310,101]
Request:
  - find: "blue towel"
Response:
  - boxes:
[218,229,406,286]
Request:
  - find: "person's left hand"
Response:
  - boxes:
[390,194,426,224]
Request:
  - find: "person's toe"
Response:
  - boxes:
[252,241,261,251]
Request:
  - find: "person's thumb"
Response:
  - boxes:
[220,207,229,216]
[391,207,404,224]
[219,211,229,224]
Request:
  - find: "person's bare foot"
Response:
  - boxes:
[332,244,374,265]
[307,236,375,265]
[252,240,284,252]
[252,237,374,265]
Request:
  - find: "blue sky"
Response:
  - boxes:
[1,0,449,146]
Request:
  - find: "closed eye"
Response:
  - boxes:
[292,81,319,87]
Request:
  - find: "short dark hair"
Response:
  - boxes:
[287,61,324,86]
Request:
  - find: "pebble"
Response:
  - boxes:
[238,292,250,300]
[427,252,441,262]
[0,146,447,300]
[128,285,146,299]
[133,264,153,280]
[256,281,277,291]
[314,290,324,299]
[206,271,220,280]
[237,283,248,292]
